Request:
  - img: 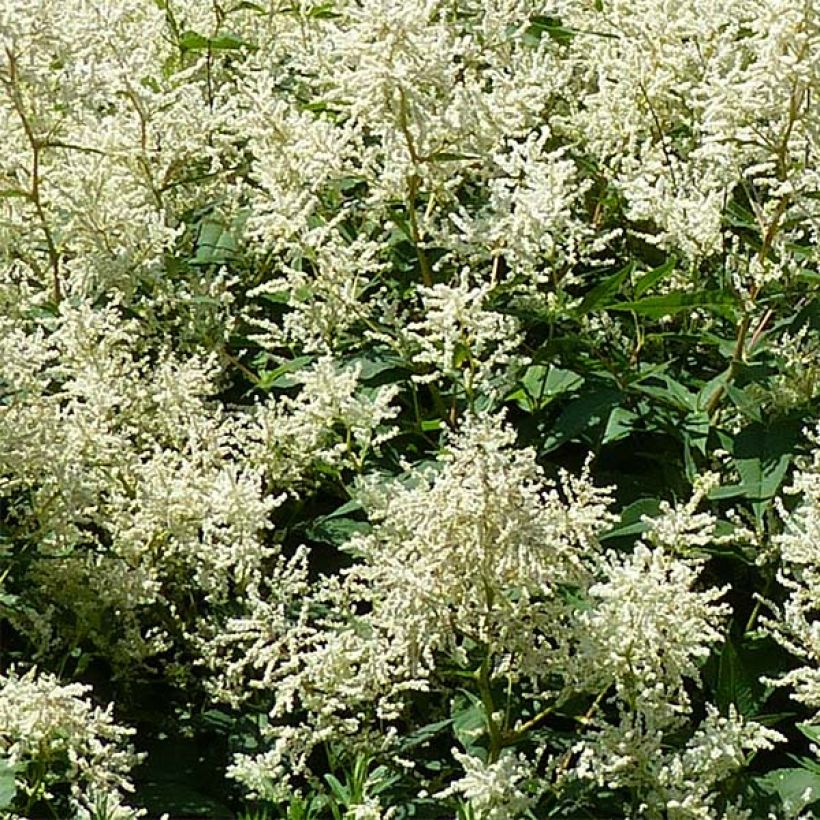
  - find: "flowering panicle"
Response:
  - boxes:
[0,668,142,818]
[764,425,820,715]
[0,0,817,815]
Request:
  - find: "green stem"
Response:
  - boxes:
[501,702,557,747]
[406,173,433,288]
[397,89,433,287]
[476,654,503,764]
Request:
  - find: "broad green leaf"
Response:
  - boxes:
[524,15,576,45]
[717,639,765,717]
[697,369,731,411]
[178,30,211,50]
[757,768,820,814]
[256,355,314,390]
[601,498,661,541]
[209,33,249,49]
[307,517,370,548]
[532,366,584,400]
[683,410,710,455]
[394,719,454,755]
[557,583,593,611]
[632,374,697,412]
[542,387,622,453]
[708,483,748,500]
[323,499,365,519]
[798,724,820,745]
[726,383,763,422]
[349,350,406,381]
[607,291,735,320]
[179,30,249,51]
[0,758,16,811]
[602,406,638,444]
[732,418,802,522]
[510,365,584,411]
[451,692,487,760]
[191,217,241,266]
[576,262,635,314]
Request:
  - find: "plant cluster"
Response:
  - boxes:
[1,0,820,817]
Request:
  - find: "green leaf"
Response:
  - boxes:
[633,257,677,298]
[394,718,454,755]
[209,33,249,49]
[696,370,731,414]
[191,217,241,266]
[731,418,802,522]
[683,410,710,456]
[532,366,584,400]
[324,774,350,804]
[576,262,635,315]
[757,768,820,814]
[451,692,487,760]
[602,406,638,444]
[542,387,622,453]
[632,373,697,412]
[725,383,763,422]
[524,15,576,45]
[308,517,370,548]
[179,29,249,51]
[307,3,342,19]
[601,498,661,541]
[324,499,365,519]
[717,638,765,718]
[0,758,17,811]
[453,341,470,369]
[178,30,210,50]
[798,724,820,745]
[230,1,267,11]
[708,483,748,500]
[510,365,584,411]
[349,350,407,382]
[256,355,314,390]
[724,199,758,229]
[607,291,735,320]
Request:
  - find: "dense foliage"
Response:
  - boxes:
[1,0,820,816]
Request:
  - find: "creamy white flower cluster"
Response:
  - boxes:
[0,668,141,818]
[0,301,269,667]
[405,276,526,395]
[766,425,820,713]
[1,0,818,815]
[1,0,817,353]
[247,356,400,484]
[207,415,769,814]
[555,0,820,269]
[437,748,534,819]
[571,704,782,820]
[0,300,395,672]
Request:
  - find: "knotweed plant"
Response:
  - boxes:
[1,0,820,817]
